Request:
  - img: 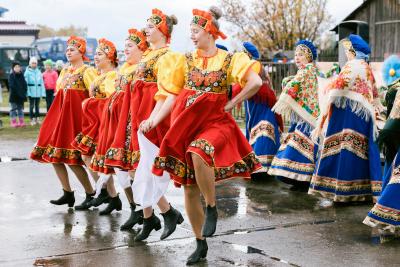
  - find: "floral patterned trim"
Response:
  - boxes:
[310,174,374,192]
[257,155,274,165]
[59,65,89,93]
[321,129,368,160]
[31,145,47,158]
[137,49,169,82]
[73,132,97,155]
[184,52,232,94]
[278,130,315,162]
[249,120,276,145]
[154,150,260,181]
[369,203,400,222]
[90,154,114,174]
[105,147,140,166]
[189,139,215,157]
[269,158,315,173]
[44,145,82,161]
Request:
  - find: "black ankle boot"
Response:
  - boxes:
[50,189,75,207]
[90,188,110,207]
[160,205,184,240]
[99,194,122,215]
[202,205,218,237]
[134,213,161,241]
[186,238,208,265]
[120,203,144,231]
[75,192,95,210]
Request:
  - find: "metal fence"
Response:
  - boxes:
[231,62,297,121]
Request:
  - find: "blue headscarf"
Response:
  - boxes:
[216,43,228,51]
[295,40,317,61]
[348,34,370,61]
[243,42,260,59]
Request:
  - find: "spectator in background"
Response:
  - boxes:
[8,61,27,127]
[24,57,45,125]
[42,59,58,111]
[55,60,64,76]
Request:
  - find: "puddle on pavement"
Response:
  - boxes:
[222,241,301,267]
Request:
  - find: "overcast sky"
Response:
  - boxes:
[1,0,363,51]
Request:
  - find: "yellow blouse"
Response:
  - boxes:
[91,70,118,98]
[118,62,137,77]
[56,65,98,91]
[153,48,259,100]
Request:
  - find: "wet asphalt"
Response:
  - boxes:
[0,140,399,267]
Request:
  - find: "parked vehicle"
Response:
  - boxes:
[0,45,41,88]
[33,36,97,62]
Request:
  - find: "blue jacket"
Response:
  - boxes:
[24,67,45,98]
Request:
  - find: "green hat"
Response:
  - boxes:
[44,59,53,66]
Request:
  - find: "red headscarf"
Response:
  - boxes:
[148,8,171,43]
[127,28,149,52]
[192,9,226,40]
[67,36,89,61]
[98,38,118,63]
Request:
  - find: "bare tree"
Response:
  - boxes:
[219,0,332,57]
[37,24,88,38]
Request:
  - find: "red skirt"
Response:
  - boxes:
[30,89,88,165]
[71,97,107,156]
[90,91,125,174]
[153,88,261,187]
[105,80,170,170]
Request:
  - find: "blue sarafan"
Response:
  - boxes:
[382,55,400,86]
[364,152,400,232]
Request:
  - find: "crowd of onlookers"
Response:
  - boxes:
[5,58,64,127]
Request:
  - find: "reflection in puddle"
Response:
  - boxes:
[371,228,399,244]
[0,156,28,162]
[223,241,301,267]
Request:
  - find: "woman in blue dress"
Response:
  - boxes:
[268,40,320,191]
[364,55,400,231]
[309,34,382,203]
[232,42,283,175]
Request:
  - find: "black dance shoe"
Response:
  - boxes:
[134,213,161,241]
[120,203,144,231]
[186,238,208,265]
[99,194,122,215]
[160,205,184,240]
[50,189,75,207]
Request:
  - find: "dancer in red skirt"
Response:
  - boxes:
[71,38,122,213]
[90,28,149,230]
[149,7,262,264]
[30,36,98,208]
[106,9,184,242]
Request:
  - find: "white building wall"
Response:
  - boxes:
[0,35,35,46]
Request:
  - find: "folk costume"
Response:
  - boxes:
[153,9,261,187]
[241,42,283,173]
[72,39,118,156]
[268,40,320,186]
[309,35,382,202]
[363,55,400,230]
[30,36,97,165]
